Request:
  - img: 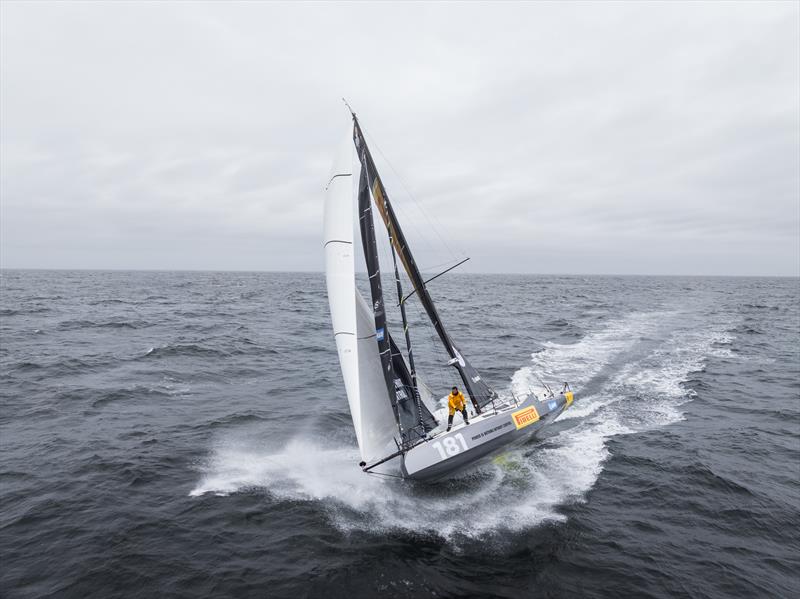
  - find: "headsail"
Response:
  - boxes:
[351,115,498,412]
[324,132,398,463]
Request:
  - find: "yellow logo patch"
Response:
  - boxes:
[512,406,540,430]
[565,391,574,407]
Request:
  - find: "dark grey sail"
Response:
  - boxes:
[389,333,438,440]
[352,116,498,412]
[357,152,436,447]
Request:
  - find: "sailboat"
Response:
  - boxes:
[324,103,574,481]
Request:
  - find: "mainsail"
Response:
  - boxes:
[351,114,498,412]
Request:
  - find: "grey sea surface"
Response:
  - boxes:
[1,270,798,598]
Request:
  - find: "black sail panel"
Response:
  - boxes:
[389,333,438,439]
[353,118,498,411]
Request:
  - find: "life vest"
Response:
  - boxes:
[448,391,466,414]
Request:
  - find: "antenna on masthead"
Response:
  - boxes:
[342,98,356,119]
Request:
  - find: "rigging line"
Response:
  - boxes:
[399,258,470,305]
[411,294,449,396]
[368,135,458,260]
[387,213,424,424]
[371,174,444,269]
[360,148,442,264]
[357,119,486,409]
[368,154,427,430]
[359,124,460,262]
[419,257,471,274]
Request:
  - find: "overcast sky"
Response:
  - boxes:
[1,1,798,275]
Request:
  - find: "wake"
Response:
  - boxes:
[190,310,735,540]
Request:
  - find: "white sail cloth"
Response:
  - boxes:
[324,131,398,463]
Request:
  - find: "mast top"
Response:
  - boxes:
[342,98,356,119]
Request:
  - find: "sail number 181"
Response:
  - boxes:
[432,433,469,459]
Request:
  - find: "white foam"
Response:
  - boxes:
[190,312,738,541]
[190,435,583,538]
[601,327,734,431]
[555,393,608,420]
[511,311,668,396]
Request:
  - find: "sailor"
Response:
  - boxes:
[446,386,469,431]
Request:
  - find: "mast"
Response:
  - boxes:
[351,113,498,412]
[356,120,437,446]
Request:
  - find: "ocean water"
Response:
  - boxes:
[0,270,798,598]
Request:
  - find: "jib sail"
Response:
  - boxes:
[323,134,399,463]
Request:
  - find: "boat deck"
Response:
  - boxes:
[428,398,520,439]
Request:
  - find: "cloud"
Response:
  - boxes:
[1,1,798,274]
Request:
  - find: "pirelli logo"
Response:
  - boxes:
[512,406,539,430]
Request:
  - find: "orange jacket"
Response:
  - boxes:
[448,391,466,415]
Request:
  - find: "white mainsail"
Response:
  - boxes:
[324,132,398,463]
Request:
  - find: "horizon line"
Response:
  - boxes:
[0,267,798,279]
